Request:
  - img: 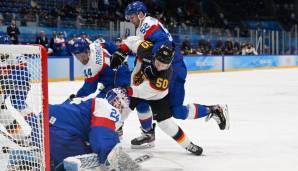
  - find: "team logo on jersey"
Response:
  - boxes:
[49,116,56,125]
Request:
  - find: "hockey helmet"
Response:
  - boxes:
[125,1,147,19]
[106,88,130,111]
[69,37,90,54]
[154,44,174,65]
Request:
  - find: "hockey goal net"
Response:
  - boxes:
[0,45,49,171]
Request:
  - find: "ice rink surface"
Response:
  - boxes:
[49,68,298,171]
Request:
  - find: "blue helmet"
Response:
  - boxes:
[106,88,130,110]
[69,37,90,54]
[125,1,147,18]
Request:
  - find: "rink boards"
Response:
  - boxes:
[47,55,298,81]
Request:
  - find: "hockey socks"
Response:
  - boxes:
[137,106,153,131]
[186,104,209,119]
[157,118,202,155]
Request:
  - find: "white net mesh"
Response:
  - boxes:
[0,45,48,171]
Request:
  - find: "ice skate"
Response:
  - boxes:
[206,104,230,130]
[131,123,155,149]
[185,142,203,155]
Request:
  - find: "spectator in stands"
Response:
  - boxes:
[49,31,57,50]
[233,42,241,55]
[80,32,92,44]
[76,14,85,28]
[223,40,234,55]
[53,32,68,56]
[196,39,207,55]
[68,34,78,45]
[212,40,224,55]
[241,43,258,55]
[0,13,3,26]
[48,31,57,55]
[6,20,20,44]
[181,36,192,55]
[35,31,48,49]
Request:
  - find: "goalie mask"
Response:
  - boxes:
[106,88,130,112]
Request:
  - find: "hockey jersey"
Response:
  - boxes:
[93,39,118,55]
[128,41,171,100]
[76,42,130,97]
[135,16,183,63]
[49,97,122,141]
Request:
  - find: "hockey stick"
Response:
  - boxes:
[0,129,32,148]
[63,152,153,171]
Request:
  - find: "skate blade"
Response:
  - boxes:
[221,104,230,130]
[131,142,155,149]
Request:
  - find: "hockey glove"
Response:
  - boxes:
[110,49,128,69]
[143,64,158,80]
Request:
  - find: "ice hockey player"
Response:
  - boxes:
[111,1,230,149]
[68,38,131,99]
[120,42,204,156]
[49,88,136,171]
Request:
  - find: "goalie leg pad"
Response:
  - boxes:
[106,144,141,171]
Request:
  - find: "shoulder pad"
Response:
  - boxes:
[137,41,154,57]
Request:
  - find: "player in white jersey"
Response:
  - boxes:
[68,37,131,99]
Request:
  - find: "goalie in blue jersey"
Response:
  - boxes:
[49,88,134,171]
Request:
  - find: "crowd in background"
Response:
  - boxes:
[180,37,258,55]
[1,18,259,56]
[1,19,259,56]
[0,0,296,30]
[1,0,297,56]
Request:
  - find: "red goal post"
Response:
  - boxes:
[0,44,50,171]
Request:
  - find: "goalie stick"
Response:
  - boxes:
[63,152,153,171]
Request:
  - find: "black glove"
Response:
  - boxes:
[143,64,158,79]
[68,94,76,100]
[110,49,128,69]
